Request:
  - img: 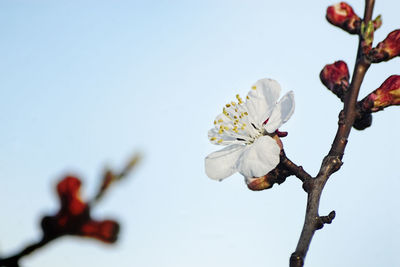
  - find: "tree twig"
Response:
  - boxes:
[289,1,375,266]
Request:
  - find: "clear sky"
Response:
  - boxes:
[0,1,399,267]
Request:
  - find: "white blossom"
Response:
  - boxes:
[205,78,295,180]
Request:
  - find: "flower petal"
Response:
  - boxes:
[264,91,295,133]
[246,78,281,125]
[205,144,245,180]
[236,136,280,178]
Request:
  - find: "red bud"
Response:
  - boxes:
[362,75,400,112]
[369,30,400,63]
[320,61,350,100]
[42,176,120,244]
[326,2,361,34]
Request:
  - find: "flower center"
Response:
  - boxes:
[211,93,270,145]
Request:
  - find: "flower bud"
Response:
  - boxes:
[361,75,400,112]
[320,61,350,100]
[246,162,291,191]
[369,30,400,63]
[326,2,361,34]
[353,112,372,130]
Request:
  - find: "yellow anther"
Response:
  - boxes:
[226,103,231,108]
[214,120,217,125]
[246,96,250,99]
[231,101,236,106]
[218,128,224,134]
[252,85,256,90]
[218,139,223,144]
[210,137,216,141]
[235,108,238,112]
[218,119,223,123]
[223,108,229,117]
[233,115,238,119]
[224,126,229,131]
[244,112,248,115]
[236,94,243,104]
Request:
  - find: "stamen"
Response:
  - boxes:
[236,94,244,104]
[251,86,257,90]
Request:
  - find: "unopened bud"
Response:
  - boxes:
[353,112,372,130]
[361,21,374,54]
[320,61,350,100]
[373,15,382,31]
[246,176,273,191]
[326,2,361,34]
[369,30,400,63]
[246,162,291,191]
[361,75,400,112]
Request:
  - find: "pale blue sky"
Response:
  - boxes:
[0,1,399,267]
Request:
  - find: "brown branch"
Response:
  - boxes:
[280,153,312,184]
[289,1,375,266]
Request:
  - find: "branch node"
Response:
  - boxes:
[289,252,304,267]
[338,110,346,125]
[316,210,336,230]
[321,155,343,176]
[302,178,314,193]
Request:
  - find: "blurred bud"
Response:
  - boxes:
[42,176,120,243]
[361,75,400,112]
[94,153,142,202]
[246,162,292,191]
[326,2,361,34]
[369,30,400,63]
[80,220,120,243]
[320,60,350,100]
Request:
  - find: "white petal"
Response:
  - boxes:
[245,79,281,125]
[264,91,295,133]
[236,136,280,178]
[205,144,245,180]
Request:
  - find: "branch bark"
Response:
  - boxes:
[289,1,375,266]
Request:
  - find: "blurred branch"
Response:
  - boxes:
[0,237,55,267]
[91,153,141,205]
[0,153,140,267]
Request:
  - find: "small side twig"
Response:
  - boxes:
[280,153,312,183]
